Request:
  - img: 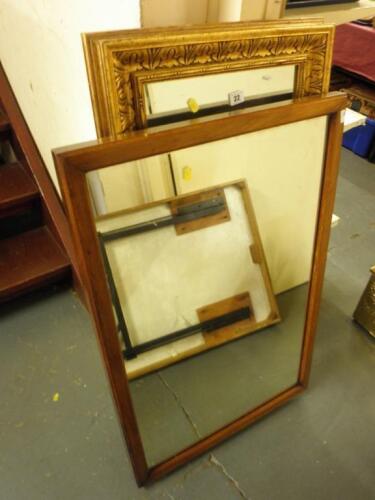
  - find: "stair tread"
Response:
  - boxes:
[0,227,70,299]
[0,162,39,210]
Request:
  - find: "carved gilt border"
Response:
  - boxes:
[82,19,335,136]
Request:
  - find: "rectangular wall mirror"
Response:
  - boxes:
[54,93,346,486]
[144,65,296,126]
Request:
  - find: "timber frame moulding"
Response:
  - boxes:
[53,92,348,485]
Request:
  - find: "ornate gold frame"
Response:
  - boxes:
[82,19,335,136]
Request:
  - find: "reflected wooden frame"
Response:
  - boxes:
[97,179,281,380]
[53,93,347,486]
[82,19,335,136]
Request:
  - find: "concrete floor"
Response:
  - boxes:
[0,148,374,499]
[130,284,308,466]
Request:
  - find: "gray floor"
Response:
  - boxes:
[130,284,308,466]
[0,148,374,500]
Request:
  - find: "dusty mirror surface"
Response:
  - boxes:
[144,65,296,126]
[88,114,327,467]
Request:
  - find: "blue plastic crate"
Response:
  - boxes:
[343,118,375,158]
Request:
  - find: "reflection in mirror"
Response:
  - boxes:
[90,114,327,467]
[145,65,296,126]
[88,155,175,215]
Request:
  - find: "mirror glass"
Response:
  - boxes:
[89,114,327,466]
[144,65,296,126]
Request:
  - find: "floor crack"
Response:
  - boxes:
[209,453,250,499]
[157,372,201,439]
[156,374,248,499]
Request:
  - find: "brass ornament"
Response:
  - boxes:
[83,20,335,136]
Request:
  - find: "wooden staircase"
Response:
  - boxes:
[0,65,72,302]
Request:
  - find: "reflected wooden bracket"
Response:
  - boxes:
[198,292,256,344]
[171,187,230,235]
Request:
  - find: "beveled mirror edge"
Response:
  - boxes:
[81,19,335,137]
[53,93,348,486]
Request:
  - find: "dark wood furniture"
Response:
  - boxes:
[330,23,375,119]
[53,92,347,486]
[0,63,75,301]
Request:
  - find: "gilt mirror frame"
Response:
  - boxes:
[54,93,347,486]
[82,19,335,136]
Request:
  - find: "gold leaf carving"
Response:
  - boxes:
[112,33,329,133]
[83,23,333,136]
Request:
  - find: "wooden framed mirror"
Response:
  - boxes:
[54,93,347,486]
[82,19,335,135]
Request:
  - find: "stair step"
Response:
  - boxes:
[0,162,39,211]
[0,226,70,302]
[0,202,42,238]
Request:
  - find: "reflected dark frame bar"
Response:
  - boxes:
[286,0,356,8]
[147,92,293,128]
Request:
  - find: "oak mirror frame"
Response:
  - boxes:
[54,93,347,486]
[82,19,335,136]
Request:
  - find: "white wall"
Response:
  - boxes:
[141,0,209,27]
[141,0,280,26]
[0,0,141,187]
[141,0,244,27]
